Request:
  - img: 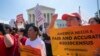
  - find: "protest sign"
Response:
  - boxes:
[49,24,100,56]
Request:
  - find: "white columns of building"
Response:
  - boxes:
[28,14,31,23]
[28,13,53,26]
[49,13,52,23]
[44,13,52,23]
[30,14,33,23]
[45,13,47,22]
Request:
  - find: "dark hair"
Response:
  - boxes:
[18,28,26,36]
[29,25,40,36]
[11,28,18,35]
[4,24,12,33]
[0,23,5,35]
[89,17,100,24]
[18,28,25,32]
[94,17,100,23]
[42,33,50,40]
[25,24,34,37]
[76,17,81,21]
[12,28,18,33]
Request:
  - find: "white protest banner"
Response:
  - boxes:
[34,4,45,27]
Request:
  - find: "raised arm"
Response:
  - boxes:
[46,14,58,36]
[3,24,14,48]
[4,34,14,47]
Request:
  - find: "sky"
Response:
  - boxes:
[0,0,99,24]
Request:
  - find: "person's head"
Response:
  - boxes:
[11,28,18,35]
[28,25,39,40]
[62,12,81,27]
[0,23,5,35]
[4,24,12,34]
[18,28,25,36]
[88,17,100,25]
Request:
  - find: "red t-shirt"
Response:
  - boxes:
[20,36,27,45]
[0,35,7,56]
[14,34,27,45]
[0,34,20,56]
[9,34,20,56]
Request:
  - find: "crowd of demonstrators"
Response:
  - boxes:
[22,13,100,56]
[88,17,100,25]
[25,25,46,56]
[0,12,100,56]
[0,23,47,56]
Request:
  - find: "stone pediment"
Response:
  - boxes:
[27,5,55,12]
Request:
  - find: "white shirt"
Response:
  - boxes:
[25,36,46,56]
